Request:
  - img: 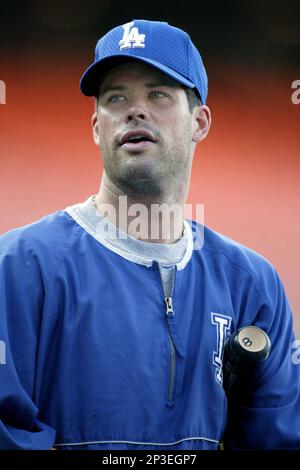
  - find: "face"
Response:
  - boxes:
[92,61,207,196]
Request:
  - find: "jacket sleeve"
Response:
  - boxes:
[0,232,56,449]
[224,267,300,449]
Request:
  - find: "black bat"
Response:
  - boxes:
[223,326,271,396]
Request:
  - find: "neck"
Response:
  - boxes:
[94,173,186,244]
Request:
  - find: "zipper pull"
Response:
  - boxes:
[165,297,174,317]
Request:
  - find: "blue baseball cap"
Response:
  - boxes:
[80,20,208,104]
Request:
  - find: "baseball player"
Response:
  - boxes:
[0,20,299,450]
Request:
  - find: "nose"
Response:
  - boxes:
[126,104,148,123]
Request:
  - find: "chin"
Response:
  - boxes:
[120,170,163,195]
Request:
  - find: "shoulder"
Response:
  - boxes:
[191,221,283,307]
[203,223,274,278]
[0,209,82,273]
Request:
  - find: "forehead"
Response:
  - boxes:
[99,61,182,93]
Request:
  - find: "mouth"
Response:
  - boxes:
[119,130,157,152]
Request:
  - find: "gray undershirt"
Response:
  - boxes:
[70,196,188,296]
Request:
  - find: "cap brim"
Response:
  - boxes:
[80,54,196,96]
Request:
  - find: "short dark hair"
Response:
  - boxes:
[184,87,202,112]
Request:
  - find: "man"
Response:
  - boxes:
[0,20,299,450]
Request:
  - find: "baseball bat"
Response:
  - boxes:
[223,326,271,395]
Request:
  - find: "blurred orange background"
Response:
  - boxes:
[1,55,299,335]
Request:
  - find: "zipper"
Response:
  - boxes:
[158,265,177,403]
[167,329,176,402]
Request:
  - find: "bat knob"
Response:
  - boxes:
[223,326,271,395]
[226,326,271,364]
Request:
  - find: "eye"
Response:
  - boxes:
[108,95,126,103]
[149,91,168,99]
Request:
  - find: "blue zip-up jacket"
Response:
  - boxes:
[0,199,299,450]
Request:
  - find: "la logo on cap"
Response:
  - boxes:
[119,21,145,50]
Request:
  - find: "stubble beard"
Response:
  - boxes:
[100,122,192,198]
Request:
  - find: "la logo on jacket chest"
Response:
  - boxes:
[211,313,232,385]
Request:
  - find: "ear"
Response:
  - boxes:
[192,105,211,143]
[91,111,100,145]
